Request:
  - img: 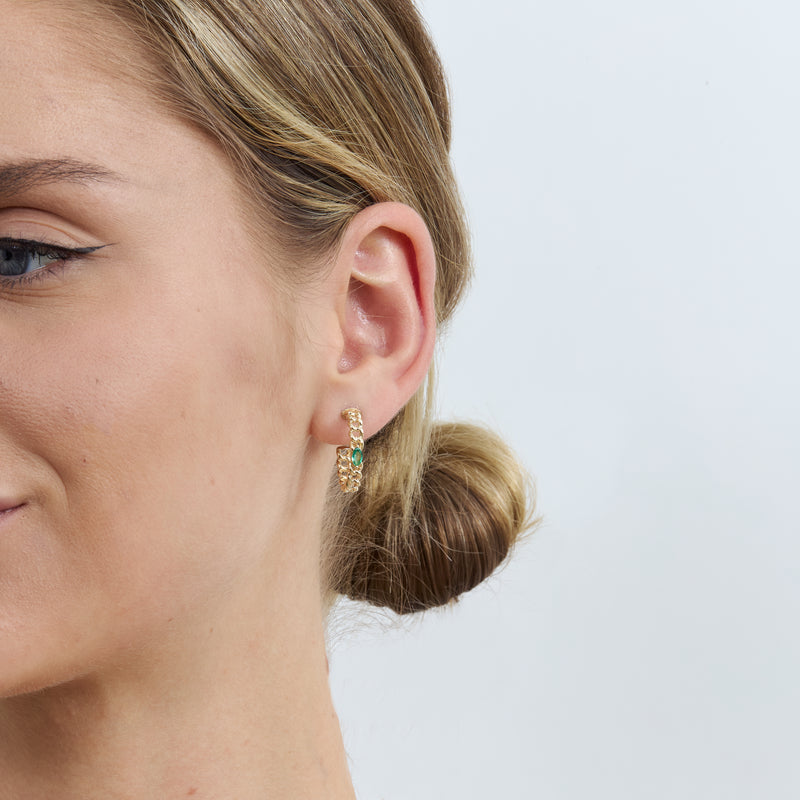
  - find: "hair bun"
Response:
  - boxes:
[331,420,536,614]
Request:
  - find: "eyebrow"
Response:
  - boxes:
[0,158,122,198]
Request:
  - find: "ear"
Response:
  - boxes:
[309,202,436,446]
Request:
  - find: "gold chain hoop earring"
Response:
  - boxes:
[337,407,364,493]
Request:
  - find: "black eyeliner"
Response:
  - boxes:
[0,237,106,255]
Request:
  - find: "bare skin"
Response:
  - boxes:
[0,1,435,798]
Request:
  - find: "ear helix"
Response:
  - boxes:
[337,408,364,493]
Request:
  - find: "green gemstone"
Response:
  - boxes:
[351,448,363,467]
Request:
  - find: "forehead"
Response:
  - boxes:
[0,0,238,207]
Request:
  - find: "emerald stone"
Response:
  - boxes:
[351,448,363,467]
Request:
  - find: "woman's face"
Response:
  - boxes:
[0,1,314,694]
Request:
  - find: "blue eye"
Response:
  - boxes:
[0,241,62,276]
[0,238,103,281]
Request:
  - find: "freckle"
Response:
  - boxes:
[82,457,88,464]
[210,476,216,487]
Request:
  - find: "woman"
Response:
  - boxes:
[0,0,533,796]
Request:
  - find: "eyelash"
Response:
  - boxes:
[0,237,103,288]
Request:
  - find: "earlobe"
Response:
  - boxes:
[311,202,436,446]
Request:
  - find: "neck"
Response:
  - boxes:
[0,561,355,800]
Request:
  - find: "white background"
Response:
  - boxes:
[329,1,800,798]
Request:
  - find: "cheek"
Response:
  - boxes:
[67,286,295,551]
[0,270,301,685]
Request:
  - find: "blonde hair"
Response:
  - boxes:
[101,0,537,613]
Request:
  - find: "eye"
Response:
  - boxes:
[0,238,103,281]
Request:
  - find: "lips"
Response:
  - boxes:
[0,500,24,515]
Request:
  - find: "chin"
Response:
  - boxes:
[0,621,93,701]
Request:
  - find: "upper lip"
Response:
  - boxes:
[0,499,23,513]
